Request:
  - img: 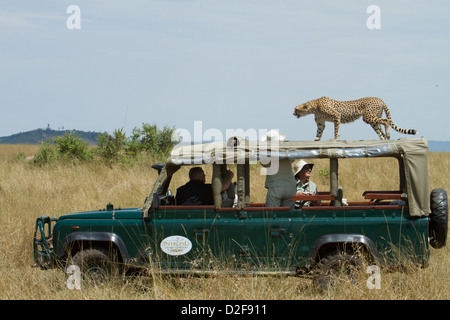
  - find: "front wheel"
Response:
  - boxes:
[72,248,118,285]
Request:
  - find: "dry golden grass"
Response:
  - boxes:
[0,144,448,300]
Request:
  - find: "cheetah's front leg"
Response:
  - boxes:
[315,120,326,141]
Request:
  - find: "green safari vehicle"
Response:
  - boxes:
[33,137,448,286]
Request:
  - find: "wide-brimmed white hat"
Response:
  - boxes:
[294,160,314,176]
[260,130,287,142]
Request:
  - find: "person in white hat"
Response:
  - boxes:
[294,160,319,208]
[261,130,296,208]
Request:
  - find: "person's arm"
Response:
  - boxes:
[175,186,186,205]
[221,170,234,192]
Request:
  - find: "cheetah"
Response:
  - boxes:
[293,96,417,141]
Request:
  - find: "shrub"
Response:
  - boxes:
[33,140,58,166]
[33,132,91,166]
[118,123,178,161]
[124,127,144,157]
[53,131,90,161]
[96,128,127,163]
[32,124,179,166]
[138,123,178,160]
[13,152,26,161]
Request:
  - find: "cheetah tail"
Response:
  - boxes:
[383,103,418,135]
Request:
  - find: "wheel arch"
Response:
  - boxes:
[307,234,379,268]
[57,232,130,263]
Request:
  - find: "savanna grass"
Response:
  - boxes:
[0,145,448,299]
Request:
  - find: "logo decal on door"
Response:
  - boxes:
[160,236,192,256]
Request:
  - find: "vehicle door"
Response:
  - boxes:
[240,206,293,270]
[205,207,245,268]
[146,205,216,270]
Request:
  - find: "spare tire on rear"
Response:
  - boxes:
[429,188,448,249]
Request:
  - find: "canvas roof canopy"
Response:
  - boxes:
[143,137,430,217]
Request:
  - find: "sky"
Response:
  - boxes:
[1,0,449,142]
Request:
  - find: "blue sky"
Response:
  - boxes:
[1,0,449,141]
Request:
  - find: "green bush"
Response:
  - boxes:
[96,128,127,163]
[124,127,144,157]
[33,131,90,166]
[53,131,90,161]
[136,123,178,160]
[95,124,177,163]
[33,140,58,166]
[33,124,179,166]
[13,152,26,161]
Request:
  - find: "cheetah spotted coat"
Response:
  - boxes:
[293,96,417,141]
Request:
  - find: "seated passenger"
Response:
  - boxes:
[222,181,237,207]
[176,167,234,206]
[294,160,319,208]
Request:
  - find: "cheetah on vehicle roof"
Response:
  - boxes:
[293,96,418,141]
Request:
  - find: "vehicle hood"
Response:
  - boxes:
[57,208,142,220]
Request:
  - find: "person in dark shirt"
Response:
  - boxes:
[176,167,234,206]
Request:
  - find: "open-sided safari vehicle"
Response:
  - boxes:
[33,137,447,287]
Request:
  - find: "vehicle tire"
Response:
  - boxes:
[429,188,448,249]
[312,250,365,291]
[72,248,117,285]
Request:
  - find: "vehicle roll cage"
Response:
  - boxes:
[142,137,430,218]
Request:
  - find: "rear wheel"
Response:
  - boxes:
[313,249,365,290]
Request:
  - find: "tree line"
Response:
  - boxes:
[33,123,178,166]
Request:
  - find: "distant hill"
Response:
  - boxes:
[0,129,448,151]
[0,128,100,145]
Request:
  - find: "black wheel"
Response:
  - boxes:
[429,188,448,249]
[72,248,118,285]
[313,250,365,290]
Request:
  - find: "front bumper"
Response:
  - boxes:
[33,216,57,269]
